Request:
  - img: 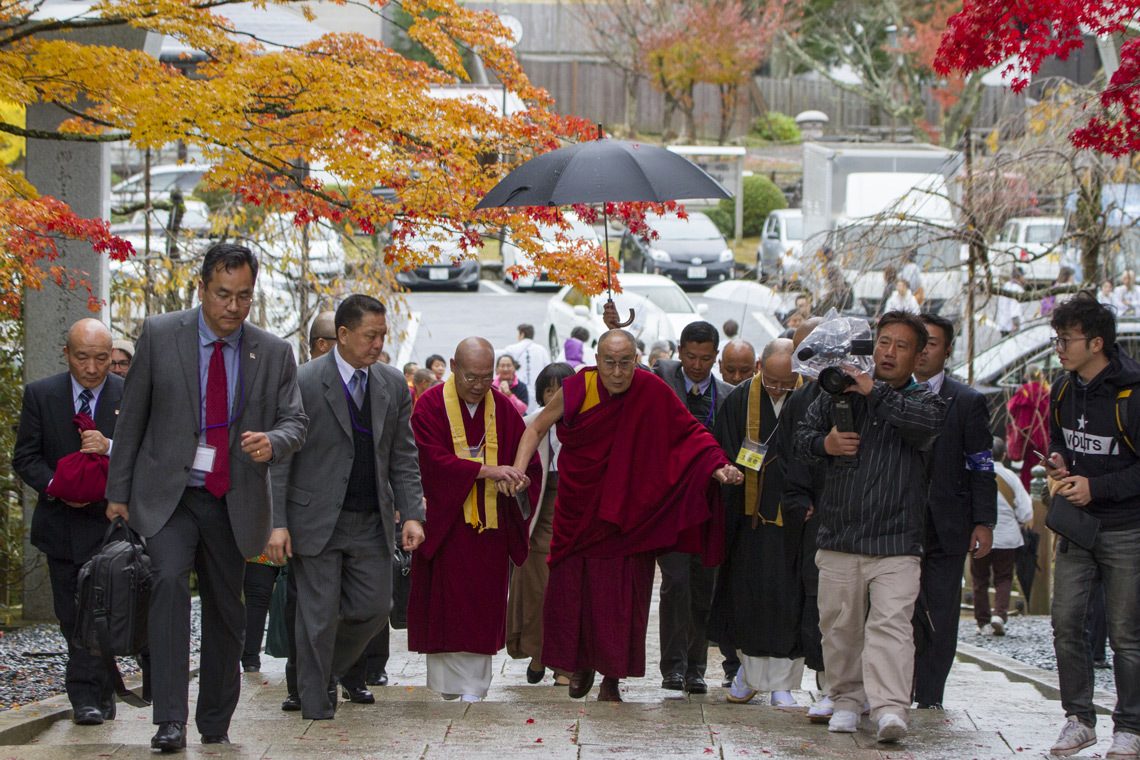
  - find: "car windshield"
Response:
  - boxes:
[1026,223,1064,245]
[624,284,695,313]
[645,213,722,241]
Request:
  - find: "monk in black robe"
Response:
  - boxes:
[710,338,806,706]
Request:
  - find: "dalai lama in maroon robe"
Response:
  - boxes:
[408,337,542,702]
[510,329,743,701]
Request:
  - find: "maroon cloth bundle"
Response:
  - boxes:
[45,413,109,504]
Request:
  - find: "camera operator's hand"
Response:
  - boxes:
[824,427,861,456]
[842,366,874,396]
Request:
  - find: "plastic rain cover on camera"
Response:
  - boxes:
[791,309,875,380]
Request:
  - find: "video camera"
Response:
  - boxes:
[792,311,875,466]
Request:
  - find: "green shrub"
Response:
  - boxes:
[751,111,801,143]
[712,174,787,238]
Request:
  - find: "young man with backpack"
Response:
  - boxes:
[1045,292,1140,758]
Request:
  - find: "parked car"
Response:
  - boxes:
[111,163,212,212]
[500,212,600,290]
[619,211,734,289]
[757,209,804,283]
[948,317,1140,432]
[989,216,1067,284]
[394,227,481,291]
[542,273,708,358]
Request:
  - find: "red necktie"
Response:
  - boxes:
[204,340,231,498]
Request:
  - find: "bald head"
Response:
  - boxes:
[64,318,113,389]
[309,310,337,358]
[719,339,757,386]
[597,329,636,356]
[596,329,638,395]
[760,338,796,400]
[452,337,495,403]
[792,316,824,349]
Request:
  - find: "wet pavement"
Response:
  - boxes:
[0,572,1123,759]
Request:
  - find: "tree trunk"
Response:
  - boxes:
[940,73,987,149]
[717,83,736,145]
[1076,171,1104,284]
[624,71,639,138]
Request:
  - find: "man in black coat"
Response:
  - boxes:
[13,318,123,725]
[912,314,997,709]
[652,320,731,694]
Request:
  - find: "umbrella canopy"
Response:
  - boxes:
[475,139,730,209]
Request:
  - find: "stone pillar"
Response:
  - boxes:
[20,25,159,621]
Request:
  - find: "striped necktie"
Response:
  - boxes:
[78,388,93,416]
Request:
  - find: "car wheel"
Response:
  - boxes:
[641,258,650,274]
[549,327,560,359]
[466,282,479,292]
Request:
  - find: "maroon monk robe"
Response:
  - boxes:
[408,384,542,655]
[542,367,728,678]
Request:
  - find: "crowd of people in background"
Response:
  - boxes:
[11,240,1140,758]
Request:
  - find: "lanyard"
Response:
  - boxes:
[199,335,246,434]
[341,377,373,436]
[693,380,717,428]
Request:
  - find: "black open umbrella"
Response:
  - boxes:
[475,128,731,321]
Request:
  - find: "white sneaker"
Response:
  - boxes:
[808,695,834,724]
[460,694,481,703]
[991,616,1006,636]
[770,690,797,707]
[1051,716,1097,756]
[828,709,858,733]
[726,670,757,704]
[876,713,908,743]
[1108,732,1140,758]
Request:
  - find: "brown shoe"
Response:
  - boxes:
[598,676,622,702]
[568,669,595,699]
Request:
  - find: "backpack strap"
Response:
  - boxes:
[1117,388,1138,456]
[94,613,150,708]
[1053,377,1070,428]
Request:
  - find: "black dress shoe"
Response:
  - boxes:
[281,693,302,712]
[365,669,388,686]
[99,697,116,721]
[201,734,230,744]
[568,669,595,699]
[151,721,186,752]
[661,673,685,691]
[526,665,545,684]
[73,705,104,725]
[242,664,260,673]
[684,675,708,694]
[341,685,375,704]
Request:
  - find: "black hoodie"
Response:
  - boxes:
[1049,346,1140,531]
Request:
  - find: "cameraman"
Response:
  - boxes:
[794,311,947,744]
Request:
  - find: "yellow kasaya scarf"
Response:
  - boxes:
[743,372,801,525]
[443,376,499,532]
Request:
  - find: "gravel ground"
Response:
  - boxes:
[0,598,202,711]
[963,614,1117,695]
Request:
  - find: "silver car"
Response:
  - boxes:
[757,209,803,283]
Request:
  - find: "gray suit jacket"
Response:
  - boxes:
[270,351,425,556]
[106,308,307,558]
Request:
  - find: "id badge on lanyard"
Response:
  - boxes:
[736,438,767,472]
[192,443,217,473]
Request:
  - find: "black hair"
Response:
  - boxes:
[497,353,520,370]
[201,242,258,284]
[919,313,955,348]
[334,294,386,332]
[679,320,719,350]
[877,310,929,352]
[535,362,575,406]
[425,353,446,370]
[1051,290,1116,350]
[517,323,535,340]
[570,326,590,342]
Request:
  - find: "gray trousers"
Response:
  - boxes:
[147,488,245,734]
[293,509,391,719]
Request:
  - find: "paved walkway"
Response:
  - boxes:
[0,573,1120,759]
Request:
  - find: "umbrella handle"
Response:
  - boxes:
[603,299,636,329]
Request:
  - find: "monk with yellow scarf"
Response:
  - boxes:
[408,338,541,702]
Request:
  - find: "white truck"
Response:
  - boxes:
[800,142,965,315]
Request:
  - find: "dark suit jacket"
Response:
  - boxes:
[270,351,424,556]
[13,371,124,562]
[653,359,731,427]
[106,308,307,559]
[925,375,997,554]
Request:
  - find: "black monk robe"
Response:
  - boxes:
[708,376,805,660]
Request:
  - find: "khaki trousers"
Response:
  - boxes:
[816,549,921,721]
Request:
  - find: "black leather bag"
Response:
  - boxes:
[1046,492,1100,551]
[389,542,412,630]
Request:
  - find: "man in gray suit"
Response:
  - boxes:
[106,243,307,752]
[652,320,731,695]
[267,294,425,720]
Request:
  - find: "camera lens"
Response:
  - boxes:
[819,366,856,395]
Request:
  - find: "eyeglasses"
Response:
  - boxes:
[600,358,635,371]
[110,360,131,369]
[762,379,797,393]
[314,335,336,342]
[460,373,494,385]
[206,289,254,307]
[1051,335,1091,350]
